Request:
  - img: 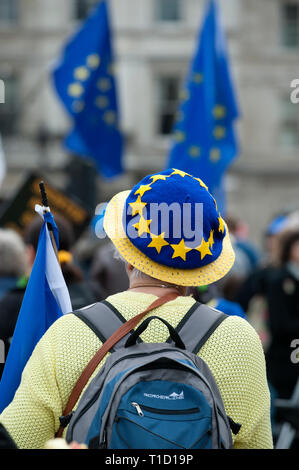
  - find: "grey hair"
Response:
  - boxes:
[112,245,154,281]
[0,229,27,278]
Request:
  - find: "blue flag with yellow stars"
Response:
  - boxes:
[52,0,123,178]
[166,0,240,201]
[0,206,72,413]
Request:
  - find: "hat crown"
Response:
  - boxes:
[123,169,225,270]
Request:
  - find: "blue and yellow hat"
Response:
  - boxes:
[103,168,235,286]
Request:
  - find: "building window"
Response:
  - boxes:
[156,76,181,135]
[281,2,299,47]
[155,0,182,22]
[0,74,19,135]
[74,0,99,20]
[279,95,299,148]
[0,0,18,24]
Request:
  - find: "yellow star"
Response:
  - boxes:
[171,239,192,261]
[213,126,226,140]
[74,66,90,81]
[170,169,190,178]
[189,146,200,158]
[72,100,85,113]
[193,73,203,84]
[208,230,215,249]
[134,184,152,197]
[95,95,109,109]
[176,110,184,122]
[129,196,147,217]
[179,89,189,101]
[147,232,169,254]
[97,78,111,92]
[213,105,226,119]
[173,130,186,142]
[107,62,115,76]
[103,110,116,125]
[150,174,168,183]
[196,237,212,260]
[133,215,152,237]
[68,82,84,97]
[87,54,101,69]
[210,148,221,163]
[194,177,209,191]
[218,216,225,234]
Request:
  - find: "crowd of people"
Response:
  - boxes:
[0,171,298,449]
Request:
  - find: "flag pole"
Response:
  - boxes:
[39,181,59,261]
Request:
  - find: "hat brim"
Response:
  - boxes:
[103,190,235,287]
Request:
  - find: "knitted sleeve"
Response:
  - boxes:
[0,314,101,449]
[199,315,273,449]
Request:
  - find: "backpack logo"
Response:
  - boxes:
[144,391,184,400]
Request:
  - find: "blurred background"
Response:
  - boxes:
[0,0,298,247]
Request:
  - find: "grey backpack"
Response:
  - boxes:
[60,298,241,449]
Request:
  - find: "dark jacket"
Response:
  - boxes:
[265,265,299,399]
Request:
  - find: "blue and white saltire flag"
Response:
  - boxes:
[0,206,72,413]
[52,0,123,178]
[166,0,240,211]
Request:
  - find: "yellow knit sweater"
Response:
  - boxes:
[0,292,273,449]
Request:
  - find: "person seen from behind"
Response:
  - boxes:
[0,169,273,449]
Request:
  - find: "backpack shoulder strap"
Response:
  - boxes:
[73,300,142,351]
[171,301,228,354]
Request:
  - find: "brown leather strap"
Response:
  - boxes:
[55,292,179,438]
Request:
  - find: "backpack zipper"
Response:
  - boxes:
[69,349,183,441]
[131,402,199,416]
[115,415,187,449]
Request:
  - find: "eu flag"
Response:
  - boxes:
[0,206,72,413]
[166,0,240,200]
[52,0,123,178]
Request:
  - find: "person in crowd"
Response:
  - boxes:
[0,170,273,449]
[0,423,17,449]
[226,214,261,275]
[0,214,104,379]
[0,229,27,300]
[190,275,247,321]
[265,229,299,401]
[0,229,28,379]
[89,241,129,298]
[235,213,294,314]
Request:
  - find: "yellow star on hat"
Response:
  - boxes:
[208,230,215,249]
[196,237,212,260]
[170,169,190,178]
[134,184,152,197]
[218,216,225,234]
[129,196,147,217]
[194,177,209,191]
[147,232,169,254]
[133,216,152,237]
[150,174,168,183]
[171,239,192,261]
